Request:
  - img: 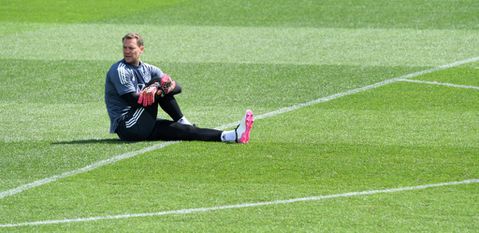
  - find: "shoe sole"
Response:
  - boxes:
[239,110,254,143]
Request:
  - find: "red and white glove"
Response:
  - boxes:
[137,85,161,107]
[160,74,176,95]
[137,74,176,107]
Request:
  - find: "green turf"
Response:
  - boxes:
[0,0,179,23]
[0,60,414,191]
[1,0,477,29]
[414,63,479,86]
[1,75,477,231]
[29,185,474,233]
[0,0,478,232]
[1,25,478,67]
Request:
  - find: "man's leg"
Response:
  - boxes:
[158,95,183,122]
[158,84,192,125]
[148,110,254,143]
[116,105,158,141]
[148,120,222,141]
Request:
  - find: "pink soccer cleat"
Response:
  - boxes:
[235,110,254,143]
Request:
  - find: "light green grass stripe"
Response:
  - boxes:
[1,179,477,228]
[1,23,478,66]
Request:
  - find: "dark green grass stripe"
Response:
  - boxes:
[1,0,477,29]
[1,179,477,228]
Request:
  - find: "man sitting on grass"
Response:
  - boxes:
[105,32,253,143]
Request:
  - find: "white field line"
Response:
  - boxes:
[1,179,478,228]
[1,56,478,200]
[0,141,179,199]
[398,79,479,90]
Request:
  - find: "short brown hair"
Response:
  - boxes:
[122,32,144,47]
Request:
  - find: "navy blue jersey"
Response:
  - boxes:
[105,59,164,133]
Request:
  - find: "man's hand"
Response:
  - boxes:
[137,85,160,107]
[160,74,176,95]
[137,74,176,107]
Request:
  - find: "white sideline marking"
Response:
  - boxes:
[1,179,477,228]
[1,56,478,200]
[398,79,479,90]
[0,141,179,199]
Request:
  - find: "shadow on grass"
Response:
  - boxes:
[51,138,130,145]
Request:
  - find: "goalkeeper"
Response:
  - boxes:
[105,32,253,143]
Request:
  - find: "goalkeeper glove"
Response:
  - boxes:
[160,74,176,95]
[137,84,161,107]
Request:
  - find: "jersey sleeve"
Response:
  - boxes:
[108,63,136,95]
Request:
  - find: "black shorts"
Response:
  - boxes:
[116,107,157,141]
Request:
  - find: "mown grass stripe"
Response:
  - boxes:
[1,24,478,66]
[1,179,477,228]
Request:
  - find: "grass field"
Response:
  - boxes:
[0,0,478,232]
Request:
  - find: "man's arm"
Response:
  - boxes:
[122,82,163,108]
[121,92,142,107]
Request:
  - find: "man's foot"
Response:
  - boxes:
[235,110,254,143]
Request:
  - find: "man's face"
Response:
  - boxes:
[123,38,144,66]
